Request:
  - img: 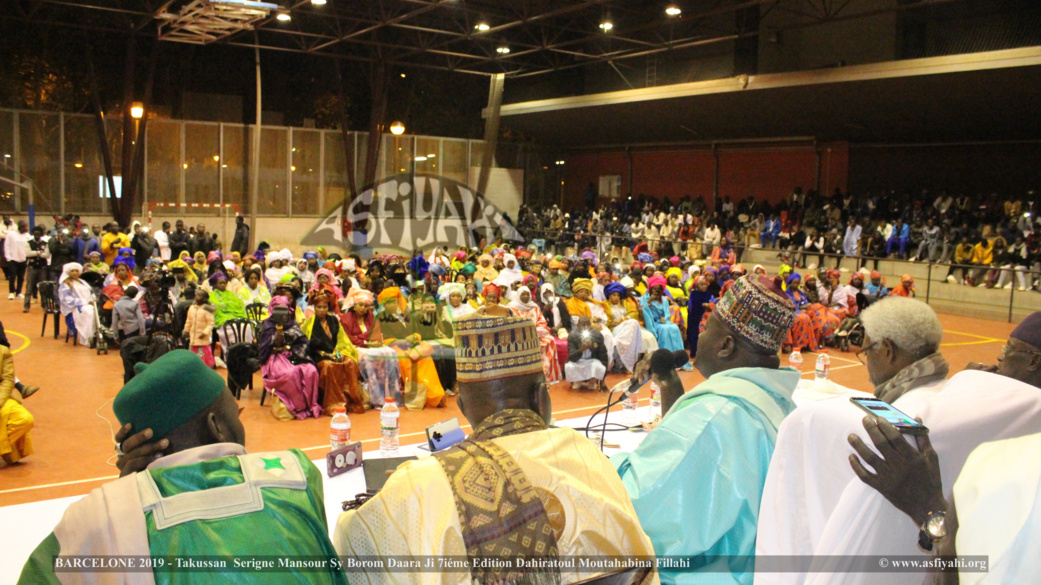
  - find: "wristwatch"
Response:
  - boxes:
[917,510,947,552]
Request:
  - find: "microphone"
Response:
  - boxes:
[609,376,643,398]
[650,349,690,377]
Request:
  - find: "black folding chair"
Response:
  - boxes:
[37,281,60,339]
[244,302,265,323]
[221,318,258,399]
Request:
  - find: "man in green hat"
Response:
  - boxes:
[17,350,347,585]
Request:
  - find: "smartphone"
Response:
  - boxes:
[850,397,929,435]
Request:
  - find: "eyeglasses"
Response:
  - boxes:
[854,342,879,366]
[999,344,1041,361]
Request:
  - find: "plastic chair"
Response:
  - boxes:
[37,281,60,339]
[221,318,258,400]
[244,302,265,323]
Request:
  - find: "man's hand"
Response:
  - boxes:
[848,417,947,527]
[964,362,998,373]
[115,423,169,477]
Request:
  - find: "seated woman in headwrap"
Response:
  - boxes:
[472,253,498,283]
[295,258,315,291]
[492,253,523,289]
[564,278,616,368]
[593,272,611,302]
[464,281,483,310]
[508,286,562,384]
[602,282,644,374]
[710,237,737,266]
[302,290,368,414]
[641,275,687,358]
[100,261,140,323]
[307,268,344,313]
[376,287,446,410]
[438,283,475,322]
[258,295,322,419]
[58,263,97,347]
[209,271,249,349]
[83,251,110,276]
[477,283,512,317]
[804,268,848,344]
[665,267,689,326]
[782,272,819,353]
[264,252,291,285]
[539,283,572,373]
[340,286,401,408]
[190,251,208,280]
[237,266,271,318]
[115,247,136,273]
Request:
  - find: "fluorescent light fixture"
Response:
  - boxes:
[427,154,436,158]
[414,156,428,162]
[666,5,681,16]
[599,21,613,31]
[475,22,490,31]
[496,46,510,54]
[275,9,291,21]
[311,0,326,5]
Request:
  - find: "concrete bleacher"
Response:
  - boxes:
[737,247,1041,324]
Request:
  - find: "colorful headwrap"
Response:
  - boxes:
[269,295,291,311]
[548,260,564,270]
[827,269,841,280]
[307,288,336,307]
[597,271,611,284]
[731,264,746,275]
[666,267,683,282]
[454,314,543,383]
[713,275,796,353]
[779,264,793,276]
[482,283,504,299]
[571,278,594,295]
[870,270,882,280]
[669,256,680,267]
[208,271,228,285]
[459,262,477,276]
[343,287,374,310]
[206,251,222,264]
[303,251,318,261]
[314,268,338,286]
[901,274,914,286]
[454,251,467,261]
[620,276,635,289]
[786,273,802,286]
[439,282,466,302]
[646,275,667,291]
[523,274,538,288]
[637,253,653,263]
[478,253,494,266]
[604,282,627,299]
[222,260,236,272]
[378,285,401,308]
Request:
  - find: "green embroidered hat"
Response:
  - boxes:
[114,349,227,441]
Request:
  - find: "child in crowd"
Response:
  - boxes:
[111,286,146,342]
[184,288,216,368]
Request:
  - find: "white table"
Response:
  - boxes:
[0,408,650,585]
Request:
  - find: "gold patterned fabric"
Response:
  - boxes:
[434,409,560,585]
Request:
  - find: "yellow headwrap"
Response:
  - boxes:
[572,278,594,295]
[377,287,406,312]
[666,267,683,282]
[167,259,198,282]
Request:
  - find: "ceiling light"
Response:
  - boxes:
[414,156,428,162]
[475,22,490,31]
[496,46,510,54]
[130,102,144,119]
[599,21,613,31]
[3,154,9,158]
[427,154,436,158]
[665,5,681,16]
[213,155,220,161]
[183,163,188,169]
[291,166,296,171]
[74,162,83,168]
[556,160,565,165]
[275,10,291,21]
[389,121,405,135]
[400,73,406,78]
[311,0,326,4]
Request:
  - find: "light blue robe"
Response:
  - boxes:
[641,295,684,352]
[612,367,799,585]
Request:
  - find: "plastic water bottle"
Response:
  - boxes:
[815,350,831,382]
[788,349,804,373]
[330,407,350,449]
[380,399,400,456]
[622,388,640,426]
[647,381,662,423]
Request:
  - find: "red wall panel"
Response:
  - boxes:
[561,144,850,209]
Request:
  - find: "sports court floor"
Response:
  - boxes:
[0,300,1014,507]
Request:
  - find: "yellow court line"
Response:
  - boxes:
[7,330,29,354]
[941,340,1001,347]
[941,329,1004,343]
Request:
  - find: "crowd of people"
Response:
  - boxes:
[519,187,1041,290]
[2,201,1041,585]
